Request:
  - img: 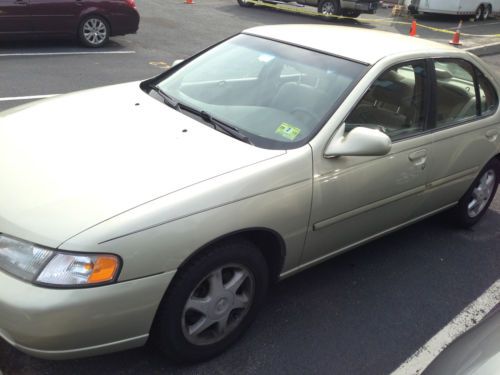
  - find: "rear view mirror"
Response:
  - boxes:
[325,124,391,157]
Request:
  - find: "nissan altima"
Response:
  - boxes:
[0,25,499,363]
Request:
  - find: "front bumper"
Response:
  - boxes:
[0,269,175,359]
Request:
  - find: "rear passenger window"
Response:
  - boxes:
[434,59,477,128]
[477,70,498,116]
[345,61,427,141]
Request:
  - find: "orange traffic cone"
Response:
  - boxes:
[185,0,194,4]
[409,20,417,36]
[449,21,463,46]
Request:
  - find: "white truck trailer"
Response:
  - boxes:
[405,0,500,20]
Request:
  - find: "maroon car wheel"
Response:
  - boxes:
[79,15,110,48]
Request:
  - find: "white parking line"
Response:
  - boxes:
[390,279,500,375]
[0,94,58,102]
[0,51,135,57]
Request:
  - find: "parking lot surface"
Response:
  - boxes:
[0,1,499,374]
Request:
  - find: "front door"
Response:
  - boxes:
[0,0,30,34]
[303,60,432,263]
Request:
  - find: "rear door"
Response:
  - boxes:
[417,58,500,215]
[29,0,80,35]
[0,0,31,34]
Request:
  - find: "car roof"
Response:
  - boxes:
[243,24,458,65]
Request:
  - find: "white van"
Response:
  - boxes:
[405,0,499,20]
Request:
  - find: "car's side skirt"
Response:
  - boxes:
[279,202,457,280]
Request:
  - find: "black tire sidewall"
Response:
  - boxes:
[153,240,269,363]
[78,15,110,48]
[454,159,499,228]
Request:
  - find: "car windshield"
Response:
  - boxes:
[156,34,367,149]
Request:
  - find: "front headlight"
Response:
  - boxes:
[0,235,121,287]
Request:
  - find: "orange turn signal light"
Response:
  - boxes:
[88,256,120,284]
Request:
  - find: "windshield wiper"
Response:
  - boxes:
[201,111,253,145]
[149,85,179,110]
[148,84,251,145]
[179,105,252,145]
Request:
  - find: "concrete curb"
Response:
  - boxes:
[465,41,500,57]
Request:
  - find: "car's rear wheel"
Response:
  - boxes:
[452,159,499,228]
[343,10,361,18]
[79,15,110,48]
[318,0,341,19]
[152,240,269,363]
[237,0,255,7]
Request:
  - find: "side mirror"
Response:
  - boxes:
[172,59,184,67]
[325,124,392,157]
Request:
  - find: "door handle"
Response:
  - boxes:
[409,149,427,168]
[485,129,498,142]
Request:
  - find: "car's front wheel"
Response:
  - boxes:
[152,240,269,363]
[318,0,341,19]
[475,5,484,21]
[453,159,499,228]
[79,15,110,48]
[237,0,255,7]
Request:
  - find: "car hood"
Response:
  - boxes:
[0,82,284,248]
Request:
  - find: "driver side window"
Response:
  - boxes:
[345,61,428,141]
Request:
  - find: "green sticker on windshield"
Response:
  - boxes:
[275,123,301,141]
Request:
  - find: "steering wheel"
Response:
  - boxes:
[290,107,321,126]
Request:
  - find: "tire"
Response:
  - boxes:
[318,0,341,19]
[237,0,255,7]
[343,10,361,18]
[152,240,269,363]
[483,5,491,20]
[452,158,499,228]
[475,5,484,21]
[78,15,110,48]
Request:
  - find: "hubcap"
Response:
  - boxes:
[321,2,336,15]
[467,169,496,218]
[83,18,107,45]
[182,264,255,345]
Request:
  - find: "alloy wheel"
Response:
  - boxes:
[321,1,337,15]
[83,18,108,46]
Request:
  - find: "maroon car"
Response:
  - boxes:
[0,0,140,47]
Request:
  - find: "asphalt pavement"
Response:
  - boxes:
[0,1,499,374]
